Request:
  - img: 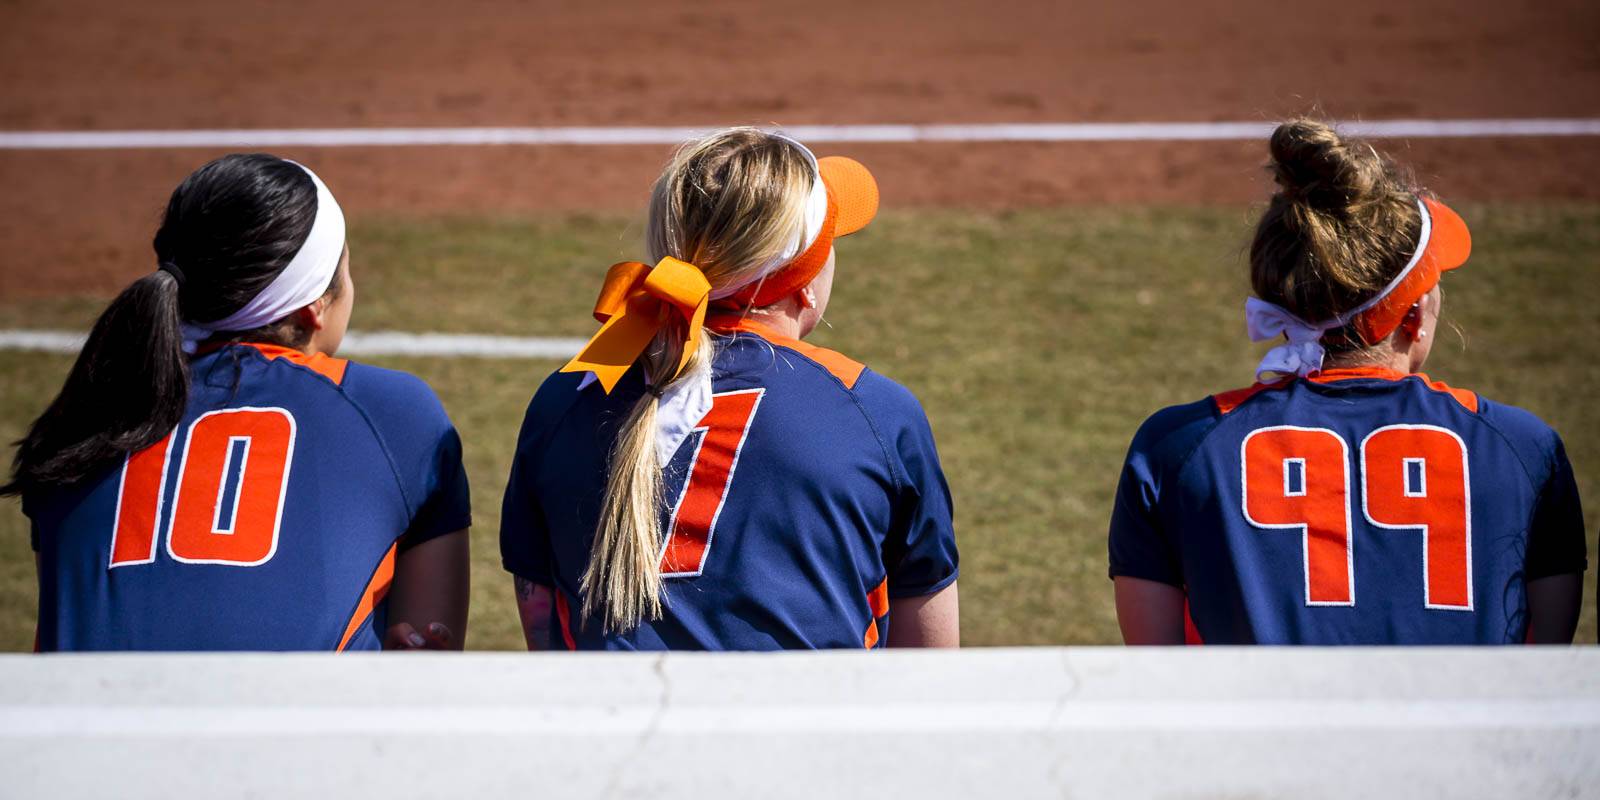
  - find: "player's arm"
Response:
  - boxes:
[1521,434,1587,644]
[1526,573,1582,644]
[513,575,555,651]
[887,581,959,647]
[385,529,470,650]
[1114,576,1186,645]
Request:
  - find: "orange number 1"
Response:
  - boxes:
[660,389,764,578]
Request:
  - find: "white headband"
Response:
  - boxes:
[707,134,830,301]
[180,162,347,353]
[1245,197,1433,381]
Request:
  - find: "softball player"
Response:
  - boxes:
[5,154,470,651]
[1109,120,1586,645]
[500,128,959,650]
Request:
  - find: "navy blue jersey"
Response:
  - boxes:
[1110,367,1585,644]
[501,317,958,650]
[25,342,471,651]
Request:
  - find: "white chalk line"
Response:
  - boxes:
[2,119,1599,149]
[0,330,584,359]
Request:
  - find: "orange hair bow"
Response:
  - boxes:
[560,257,711,393]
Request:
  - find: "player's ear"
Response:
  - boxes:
[1398,302,1424,341]
[796,286,818,310]
[294,297,328,333]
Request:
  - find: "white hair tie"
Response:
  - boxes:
[180,161,346,353]
[1244,297,1342,381]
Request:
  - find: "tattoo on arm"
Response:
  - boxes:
[514,576,553,650]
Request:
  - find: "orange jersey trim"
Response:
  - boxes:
[707,315,866,390]
[1183,598,1204,645]
[867,577,890,618]
[337,543,397,652]
[1213,367,1477,416]
[863,577,890,648]
[198,341,350,385]
[554,590,578,651]
[1211,380,1290,415]
[235,342,349,385]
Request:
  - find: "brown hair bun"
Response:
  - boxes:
[1269,119,1386,215]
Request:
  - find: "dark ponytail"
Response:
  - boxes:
[2,154,319,496]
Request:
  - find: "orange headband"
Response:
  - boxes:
[725,186,841,308]
[1346,197,1472,344]
[720,154,879,309]
[560,257,711,393]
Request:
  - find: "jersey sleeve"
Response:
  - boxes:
[340,364,472,549]
[1524,434,1587,580]
[1108,400,1216,587]
[856,373,959,599]
[500,376,573,586]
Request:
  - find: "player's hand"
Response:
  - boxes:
[384,621,454,650]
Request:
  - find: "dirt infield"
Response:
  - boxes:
[2,0,1598,296]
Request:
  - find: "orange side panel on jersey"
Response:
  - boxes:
[554,590,577,651]
[235,342,349,385]
[867,577,890,618]
[706,314,865,389]
[337,543,397,652]
[1183,599,1204,645]
[863,577,890,648]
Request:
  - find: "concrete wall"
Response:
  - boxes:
[2,648,1596,798]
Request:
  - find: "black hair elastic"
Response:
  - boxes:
[644,384,665,399]
[157,261,186,287]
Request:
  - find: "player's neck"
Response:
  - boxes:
[742,303,810,341]
[1323,345,1420,376]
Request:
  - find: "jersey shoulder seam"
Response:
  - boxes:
[728,333,907,493]
[244,351,422,516]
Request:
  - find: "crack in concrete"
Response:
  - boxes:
[600,654,673,800]
[1048,649,1085,799]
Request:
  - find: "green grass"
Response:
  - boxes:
[2,205,1596,649]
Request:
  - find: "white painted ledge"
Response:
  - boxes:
[1,648,1596,798]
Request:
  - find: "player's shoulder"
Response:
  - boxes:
[720,325,867,392]
[736,329,928,428]
[1475,394,1559,440]
[1472,393,1565,469]
[851,367,925,418]
[513,368,594,446]
[1129,395,1223,464]
[527,368,590,419]
[339,360,453,434]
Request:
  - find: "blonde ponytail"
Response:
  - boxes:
[582,127,817,633]
[581,332,712,632]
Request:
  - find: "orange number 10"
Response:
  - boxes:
[109,407,297,569]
